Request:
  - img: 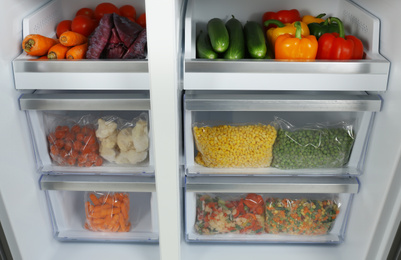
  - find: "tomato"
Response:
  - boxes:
[76,8,95,19]
[244,193,264,209]
[94,2,120,21]
[56,20,72,38]
[136,13,146,28]
[71,15,97,37]
[119,5,136,19]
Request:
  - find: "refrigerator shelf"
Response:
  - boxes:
[183,0,390,91]
[185,175,359,194]
[12,0,148,90]
[40,174,156,192]
[20,91,154,176]
[44,188,159,242]
[185,177,357,243]
[184,90,379,176]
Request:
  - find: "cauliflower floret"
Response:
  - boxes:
[115,150,147,165]
[117,127,134,152]
[99,143,117,162]
[96,119,118,139]
[132,119,149,152]
[101,131,117,149]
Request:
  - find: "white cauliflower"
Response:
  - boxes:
[99,143,117,162]
[132,119,149,152]
[96,119,118,139]
[101,131,117,149]
[115,150,147,165]
[117,127,134,152]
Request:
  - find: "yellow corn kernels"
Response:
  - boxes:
[193,124,277,168]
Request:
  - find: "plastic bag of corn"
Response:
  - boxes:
[193,123,277,168]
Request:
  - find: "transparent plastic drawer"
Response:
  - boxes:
[185,175,358,244]
[183,0,390,91]
[184,90,381,176]
[40,175,158,242]
[12,0,148,90]
[21,91,153,175]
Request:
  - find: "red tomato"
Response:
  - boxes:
[119,5,136,19]
[94,2,120,21]
[136,13,146,28]
[56,20,72,38]
[76,8,95,19]
[71,15,97,37]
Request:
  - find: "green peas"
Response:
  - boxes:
[272,128,355,169]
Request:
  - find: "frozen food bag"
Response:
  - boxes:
[193,123,277,168]
[265,195,340,235]
[45,113,103,167]
[95,113,149,165]
[84,191,131,232]
[271,118,355,169]
[195,193,265,235]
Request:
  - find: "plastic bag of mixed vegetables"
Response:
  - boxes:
[265,194,341,235]
[45,113,103,167]
[84,191,131,232]
[195,193,265,235]
[271,117,355,169]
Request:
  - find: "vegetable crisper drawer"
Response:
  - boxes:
[183,0,390,91]
[12,0,147,90]
[40,175,158,242]
[184,90,381,176]
[20,91,153,175]
[185,176,358,244]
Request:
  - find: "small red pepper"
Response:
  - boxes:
[316,17,364,60]
[262,9,301,30]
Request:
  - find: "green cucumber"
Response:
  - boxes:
[196,30,218,59]
[244,21,267,59]
[207,18,229,53]
[224,16,245,59]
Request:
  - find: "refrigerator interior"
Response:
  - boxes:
[0,0,401,259]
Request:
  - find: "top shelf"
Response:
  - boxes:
[183,0,390,91]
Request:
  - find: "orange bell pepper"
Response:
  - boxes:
[264,19,310,55]
[275,21,318,60]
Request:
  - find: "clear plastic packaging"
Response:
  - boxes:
[84,191,131,232]
[271,118,355,169]
[195,193,265,235]
[95,113,149,165]
[45,113,103,167]
[193,123,277,168]
[265,194,340,235]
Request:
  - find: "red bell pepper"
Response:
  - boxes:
[316,17,364,60]
[262,9,301,30]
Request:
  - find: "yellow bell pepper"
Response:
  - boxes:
[264,19,310,54]
[301,13,326,25]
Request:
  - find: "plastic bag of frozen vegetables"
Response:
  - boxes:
[271,118,355,169]
[192,122,277,168]
[265,194,341,235]
[195,193,265,235]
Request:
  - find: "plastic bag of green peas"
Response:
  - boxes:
[271,118,355,169]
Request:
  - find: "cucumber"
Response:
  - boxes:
[224,16,245,59]
[196,30,218,59]
[244,21,267,59]
[207,18,229,53]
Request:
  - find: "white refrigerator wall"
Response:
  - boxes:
[0,0,401,260]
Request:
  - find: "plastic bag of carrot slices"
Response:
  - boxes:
[45,113,103,167]
[84,191,131,232]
